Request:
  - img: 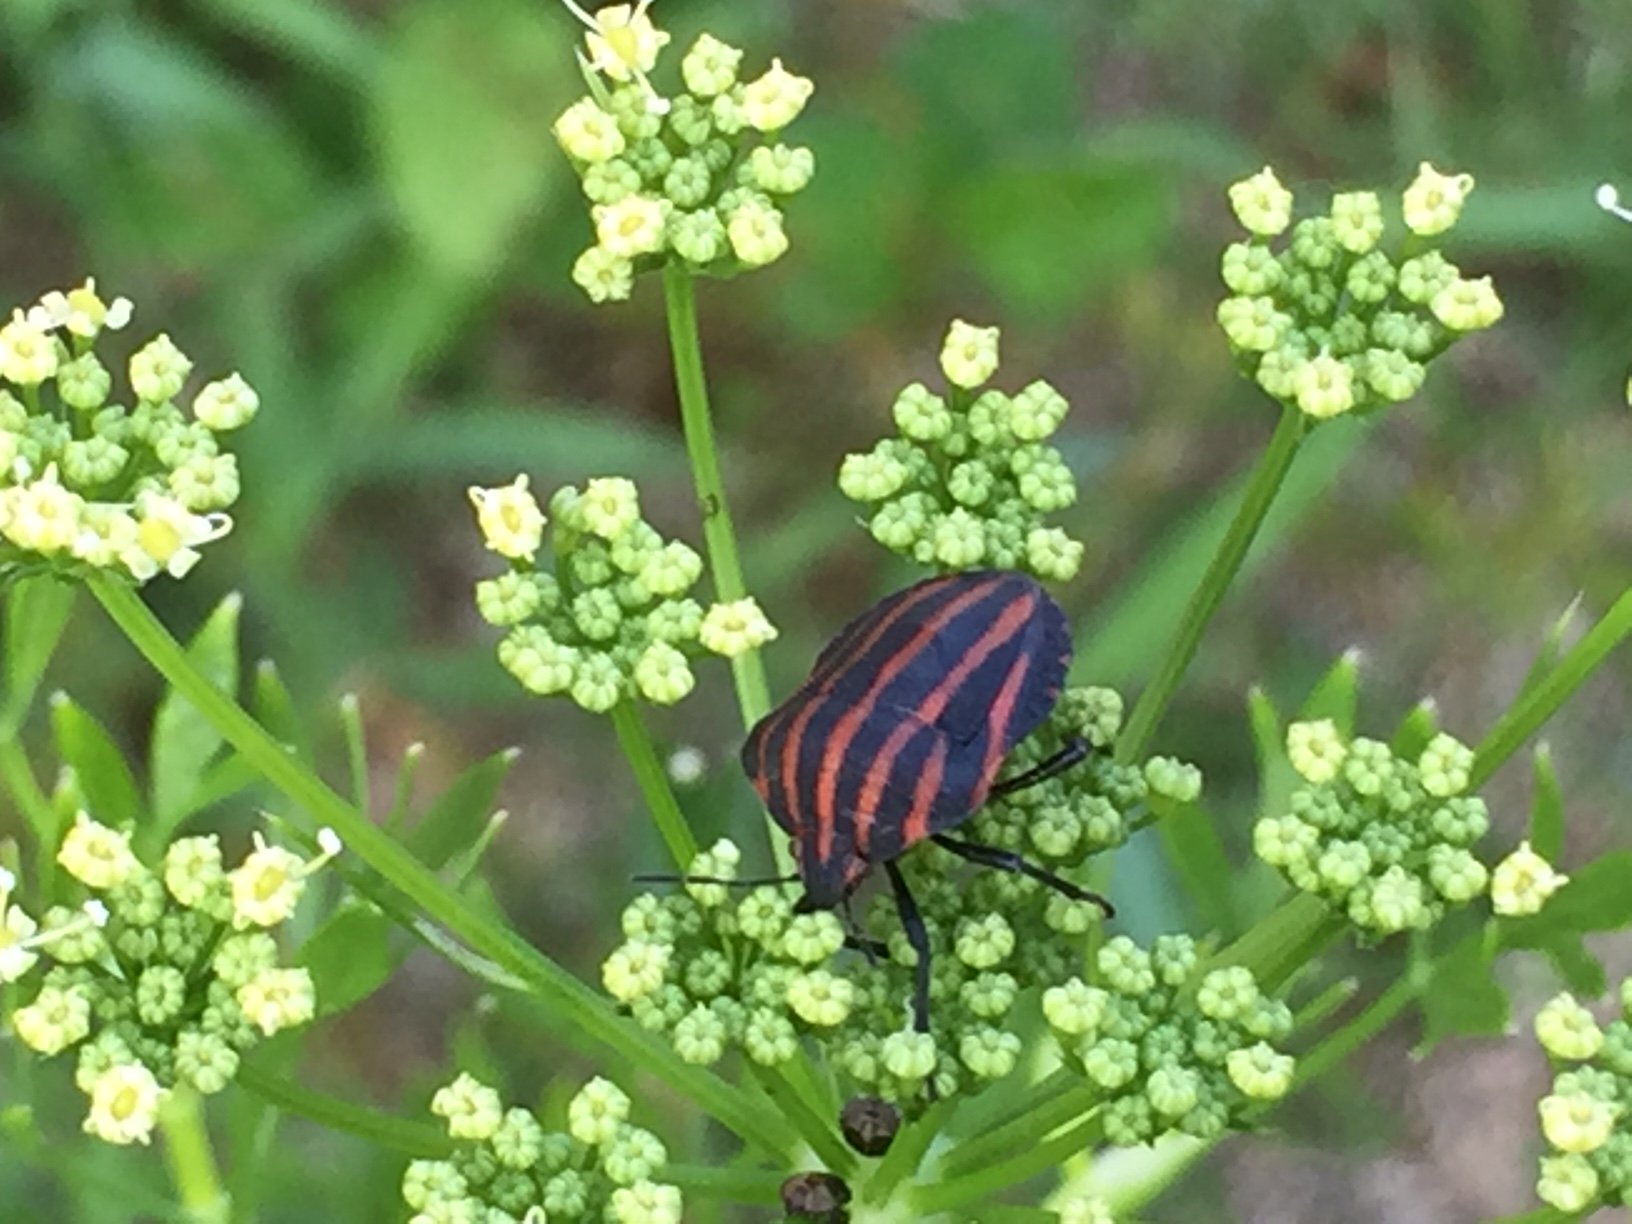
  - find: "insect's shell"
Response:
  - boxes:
[741,570,1072,909]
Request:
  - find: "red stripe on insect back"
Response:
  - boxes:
[776,689,827,857]
[973,651,1033,806]
[806,574,961,694]
[902,733,947,848]
[830,587,1036,860]
[806,581,1003,865]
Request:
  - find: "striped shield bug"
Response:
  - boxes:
[740,569,1113,1034]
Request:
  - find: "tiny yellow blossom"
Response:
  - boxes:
[1292,354,1355,420]
[1286,718,1347,783]
[1491,840,1567,916]
[192,373,260,431]
[1430,276,1504,331]
[1402,162,1474,236]
[83,1063,166,1146]
[469,475,547,561]
[567,0,670,84]
[0,309,60,385]
[236,966,317,1036]
[940,319,1001,389]
[1539,1090,1618,1154]
[741,58,814,132]
[1228,166,1295,236]
[3,464,84,554]
[29,279,133,338]
[554,97,628,164]
[71,506,140,570]
[228,828,341,929]
[126,491,231,581]
[595,194,669,258]
[698,597,778,657]
[58,812,140,891]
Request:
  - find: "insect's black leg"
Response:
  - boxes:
[840,894,887,965]
[990,736,1091,798]
[883,860,932,1034]
[932,833,1115,918]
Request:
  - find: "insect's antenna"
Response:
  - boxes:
[631,872,802,888]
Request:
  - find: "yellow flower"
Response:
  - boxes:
[697,597,778,657]
[57,812,140,891]
[469,475,547,561]
[939,319,1001,389]
[29,279,134,338]
[0,309,60,385]
[595,194,669,258]
[2,464,84,554]
[1539,1090,1618,1154]
[228,828,341,929]
[1491,840,1567,916]
[1402,162,1474,236]
[741,58,814,132]
[554,98,627,164]
[1227,166,1294,236]
[125,490,232,581]
[236,966,317,1036]
[570,0,670,83]
[83,1063,166,1146]
[1292,354,1355,420]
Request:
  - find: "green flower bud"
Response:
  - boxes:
[633,642,695,705]
[725,199,788,267]
[608,86,664,141]
[672,1004,728,1065]
[1097,936,1156,996]
[572,246,635,304]
[1417,733,1473,798]
[1344,250,1397,303]
[1539,1090,1617,1155]
[11,984,92,1056]
[953,913,1015,971]
[1537,1151,1600,1214]
[475,573,543,627]
[749,144,815,195]
[665,95,712,147]
[1350,865,1431,933]
[1216,296,1290,352]
[959,1026,1021,1079]
[1227,1042,1295,1100]
[1025,526,1084,582]
[430,1072,504,1142]
[1151,934,1198,987]
[567,1075,630,1146]
[743,1009,798,1065]
[1253,814,1319,870]
[1316,839,1372,892]
[681,33,743,98]
[1329,190,1384,253]
[1008,380,1070,442]
[1287,719,1346,783]
[1227,167,1294,236]
[1221,242,1284,296]
[1043,978,1109,1037]
[401,1159,468,1213]
[1536,994,1605,1062]
[782,912,845,965]
[543,1168,591,1216]
[735,889,791,948]
[787,970,854,1027]
[668,208,728,266]
[1197,967,1260,1023]
[1397,252,1459,306]
[569,650,625,712]
[602,1123,668,1187]
[130,334,193,403]
[1147,1065,1202,1118]
[1017,454,1076,513]
[58,354,113,412]
[609,1179,684,1224]
[839,449,912,503]
[1145,756,1202,803]
[1291,354,1355,420]
[662,155,713,208]
[603,940,671,1004]
[930,508,987,570]
[132,964,187,1026]
[1426,845,1488,903]
[1402,163,1474,236]
[880,1030,937,1081]
[175,1028,239,1094]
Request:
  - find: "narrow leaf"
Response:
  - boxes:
[1157,801,1239,936]
[300,903,396,1017]
[150,593,242,832]
[1,576,75,732]
[1391,699,1440,759]
[1415,931,1508,1057]
[49,694,142,828]
[1298,649,1361,735]
[1248,686,1296,819]
[407,748,519,869]
[251,659,313,765]
[1528,744,1565,863]
[1515,596,1583,701]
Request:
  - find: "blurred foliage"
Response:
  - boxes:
[2,0,1632,1219]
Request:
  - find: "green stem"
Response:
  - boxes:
[661,261,773,730]
[910,1111,1103,1215]
[609,700,698,868]
[665,1163,786,1206]
[1290,964,1426,1090]
[87,574,799,1159]
[159,1087,229,1224]
[236,1060,452,1157]
[1116,405,1306,764]
[1469,585,1632,790]
[932,1079,1097,1182]
[861,1098,955,1206]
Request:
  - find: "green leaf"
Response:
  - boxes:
[1157,801,1239,936]
[299,903,396,1017]
[372,0,569,275]
[49,694,142,829]
[1390,699,1440,760]
[1539,932,1607,997]
[1503,852,1632,940]
[150,594,242,834]
[1528,744,1565,862]
[251,659,313,766]
[194,0,378,82]
[1415,931,1508,1057]
[1298,649,1361,735]
[407,748,518,869]
[1,576,75,734]
[1516,596,1583,702]
[1248,686,1296,820]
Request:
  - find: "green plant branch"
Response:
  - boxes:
[159,1087,228,1224]
[236,1060,452,1157]
[609,699,698,868]
[661,261,773,731]
[1116,404,1306,764]
[933,1076,1097,1182]
[910,1110,1104,1215]
[1469,585,1632,790]
[1289,963,1426,1090]
[87,574,809,1161]
[861,1098,955,1206]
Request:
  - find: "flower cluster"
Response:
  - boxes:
[469,474,776,711]
[0,280,258,585]
[1530,983,1632,1213]
[1218,164,1502,422]
[1254,720,1565,936]
[1041,937,1296,1144]
[965,685,1200,876]
[401,1071,682,1224]
[554,2,815,302]
[599,691,1197,1114]
[3,815,336,1145]
[837,319,1087,582]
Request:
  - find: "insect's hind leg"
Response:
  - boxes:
[989,736,1091,798]
[931,832,1115,918]
[883,860,932,1034]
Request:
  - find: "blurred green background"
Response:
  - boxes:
[3,0,1631,1219]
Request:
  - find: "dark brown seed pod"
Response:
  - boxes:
[839,1095,901,1157]
[780,1170,852,1223]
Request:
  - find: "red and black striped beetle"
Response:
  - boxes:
[740,570,1113,1033]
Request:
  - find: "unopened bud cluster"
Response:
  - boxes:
[837,320,1086,582]
[2,814,336,1145]
[554,3,815,302]
[1219,164,1501,422]
[1042,935,1296,1144]
[1530,984,1632,1214]
[470,474,776,711]
[1254,719,1561,936]
[0,281,258,585]
[401,1071,682,1224]
[966,685,1202,887]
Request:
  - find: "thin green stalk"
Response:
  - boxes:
[88,574,801,1159]
[1116,405,1306,764]
[160,1087,229,1224]
[237,1060,452,1157]
[1469,585,1632,789]
[934,1080,1097,1181]
[666,1163,786,1206]
[1290,965,1426,1089]
[609,699,698,868]
[910,1111,1103,1215]
[861,1098,955,1206]
[661,261,772,729]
